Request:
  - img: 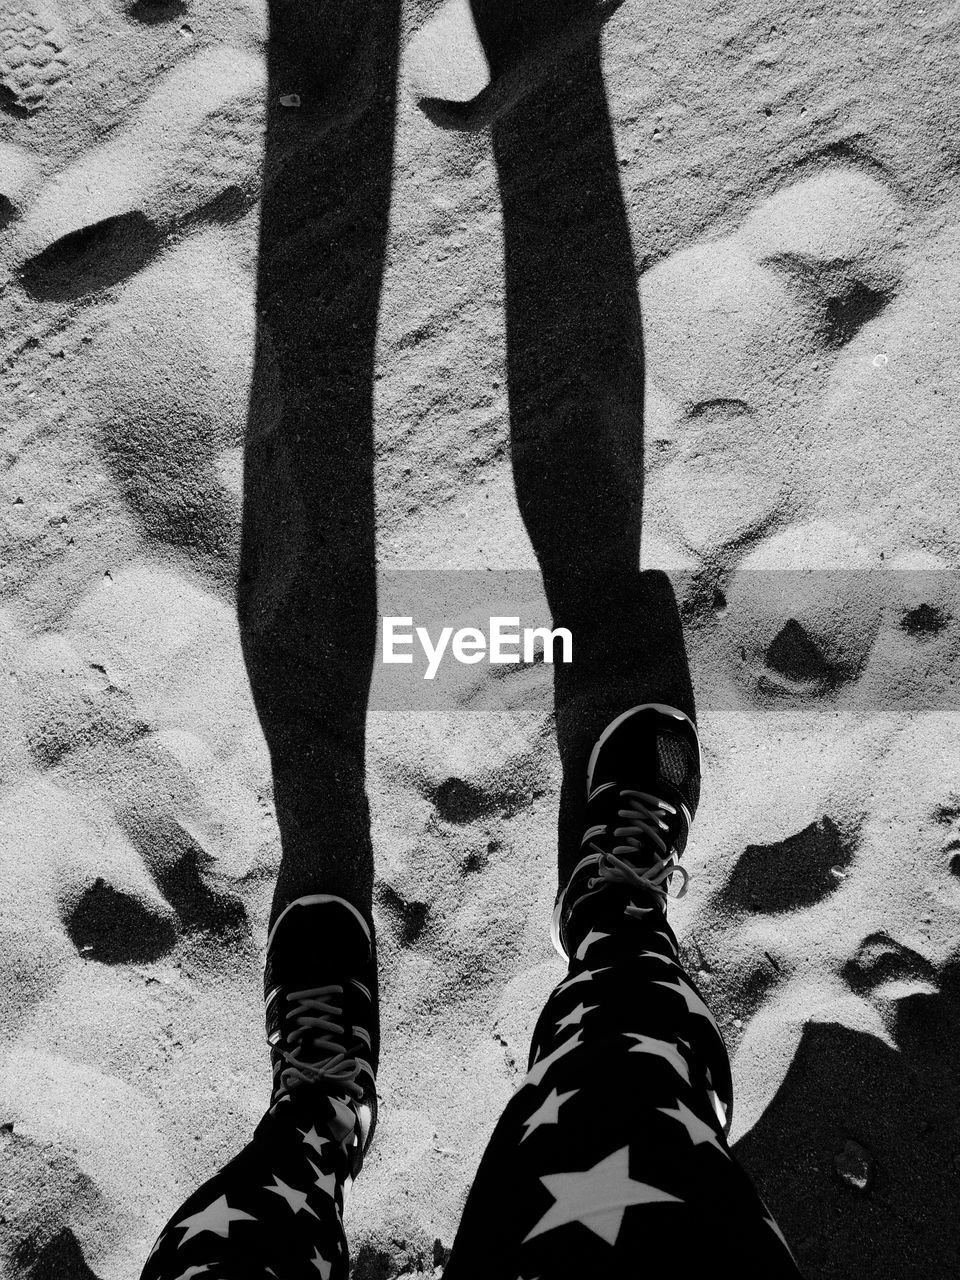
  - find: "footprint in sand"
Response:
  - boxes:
[722,518,885,702]
[81,232,254,578]
[14,45,264,300]
[0,138,38,224]
[0,1048,178,1277]
[369,713,554,996]
[642,165,908,563]
[0,1121,110,1278]
[0,0,70,115]
[705,714,960,1162]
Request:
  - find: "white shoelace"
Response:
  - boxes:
[274,984,366,1103]
[587,788,689,918]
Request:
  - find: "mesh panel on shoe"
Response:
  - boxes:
[657,732,700,812]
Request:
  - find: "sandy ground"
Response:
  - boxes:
[1,0,959,1276]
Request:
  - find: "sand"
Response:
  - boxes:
[1,0,959,1276]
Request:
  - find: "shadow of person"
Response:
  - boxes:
[734,993,960,1279]
[238,0,401,926]
[489,35,696,883]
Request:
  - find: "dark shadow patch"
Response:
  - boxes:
[191,183,252,226]
[842,932,939,995]
[430,776,493,823]
[0,84,36,118]
[761,251,893,348]
[763,618,834,691]
[0,193,15,228]
[18,212,164,301]
[375,882,428,945]
[735,1011,960,1276]
[125,0,187,20]
[719,815,850,913]
[352,1235,431,1280]
[463,839,497,873]
[822,278,888,347]
[63,878,177,964]
[901,602,948,636]
[154,847,248,938]
[121,814,248,939]
[15,1228,103,1280]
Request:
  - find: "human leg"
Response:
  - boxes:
[442,706,803,1279]
[140,895,378,1280]
[139,3,401,1274]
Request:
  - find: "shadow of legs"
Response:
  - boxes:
[239,1,401,927]
[493,42,695,883]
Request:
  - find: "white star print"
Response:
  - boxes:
[329,1098,357,1143]
[657,1098,727,1154]
[308,1157,339,1200]
[706,1085,729,1131]
[264,1174,320,1219]
[555,1002,597,1031]
[575,928,609,961]
[763,1214,799,1263]
[652,929,677,954]
[174,1195,257,1244]
[652,977,722,1037]
[170,1266,211,1280]
[310,1247,333,1278]
[524,1145,682,1245]
[623,1033,690,1084]
[524,1030,583,1088]
[298,1124,330,1156]
[637,949,675,965]
[555,966,609,996]
[520,1087,579,1142]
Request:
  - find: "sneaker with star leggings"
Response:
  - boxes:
[140,704,803,1280]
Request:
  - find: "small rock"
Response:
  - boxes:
[834,1138,873,1191]
[279,93,301,108]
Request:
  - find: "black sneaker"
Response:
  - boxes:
[140,895,379,1280]
[260,894,379,1178]
[551,704,701,962]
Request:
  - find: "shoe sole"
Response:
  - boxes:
[551,704,702,961]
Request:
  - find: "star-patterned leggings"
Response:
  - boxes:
[141,914,803,1280]
[441,914,804,1279]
